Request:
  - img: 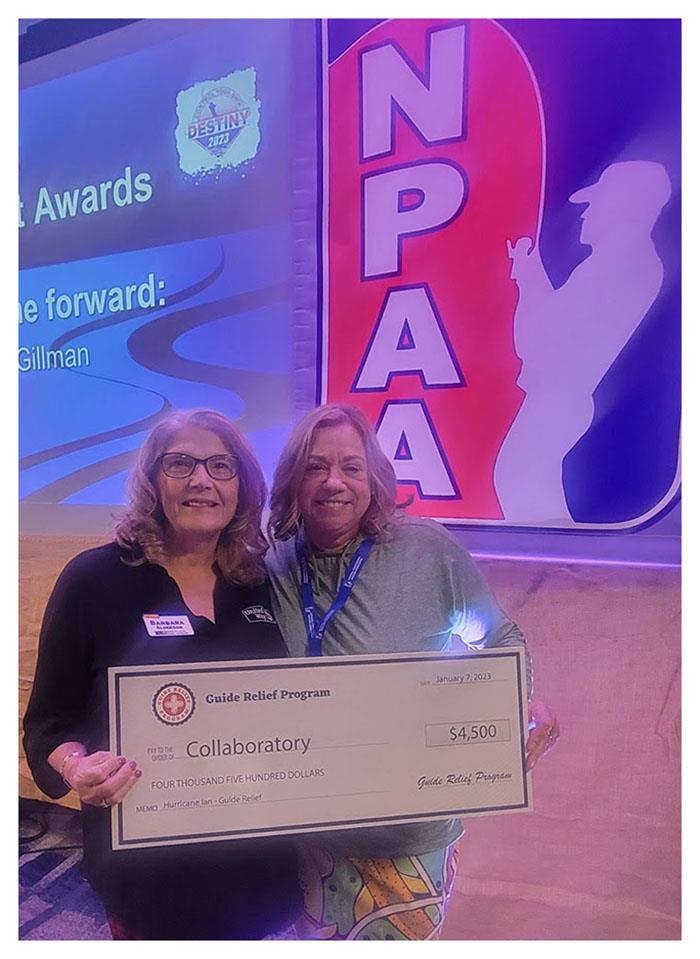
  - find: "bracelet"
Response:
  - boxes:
[59,750,83,787]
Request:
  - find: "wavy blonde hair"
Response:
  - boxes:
[268,404,404,543]
[114,409,267,585]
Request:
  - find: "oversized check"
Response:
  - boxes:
[108,648,531,850]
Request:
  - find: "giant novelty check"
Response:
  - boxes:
[108,648,531,850]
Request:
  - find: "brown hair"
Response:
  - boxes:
[114,409,267,585]
[268,404,403,542]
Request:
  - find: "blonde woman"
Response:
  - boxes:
[266,403,559,940]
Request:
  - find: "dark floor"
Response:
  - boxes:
[19,799,111,940]
[19,798,302,941]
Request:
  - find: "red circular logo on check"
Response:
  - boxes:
[153,683,196,725]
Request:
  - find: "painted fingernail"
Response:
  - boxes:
[129,761,137,770]
[118,756,126,764]
[135,769,142,778]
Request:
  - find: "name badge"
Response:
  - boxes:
[142,614,194,637]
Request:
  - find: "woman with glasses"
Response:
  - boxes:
[23,409,302,940]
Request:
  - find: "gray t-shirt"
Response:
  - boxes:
[265,514,532,857]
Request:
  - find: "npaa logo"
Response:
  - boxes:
[324,18,679,529]
[152,683,196,725]
[175,69,261,176]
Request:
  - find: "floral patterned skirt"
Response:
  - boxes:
[295,842,459,940]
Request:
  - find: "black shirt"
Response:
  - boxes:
[23,543,301,939]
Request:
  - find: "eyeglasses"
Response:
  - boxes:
[158,452,239,480]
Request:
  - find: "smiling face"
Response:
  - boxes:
[297,422,372,551]
[156,425,239,550]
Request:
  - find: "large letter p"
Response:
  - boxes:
[362,160,467,279]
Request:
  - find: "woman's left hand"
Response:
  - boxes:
[525,700,560,771]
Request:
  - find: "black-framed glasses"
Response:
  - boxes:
[158,452,239,480]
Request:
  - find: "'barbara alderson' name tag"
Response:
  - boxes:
[142,614,194,637]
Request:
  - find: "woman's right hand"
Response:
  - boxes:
[63,751,142,808]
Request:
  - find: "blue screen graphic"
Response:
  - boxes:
[19,19,317,530]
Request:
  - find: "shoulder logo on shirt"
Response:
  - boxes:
[153,683,196,725]
[241,605,276,625]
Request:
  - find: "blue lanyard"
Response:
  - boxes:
[296,531,374,656]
